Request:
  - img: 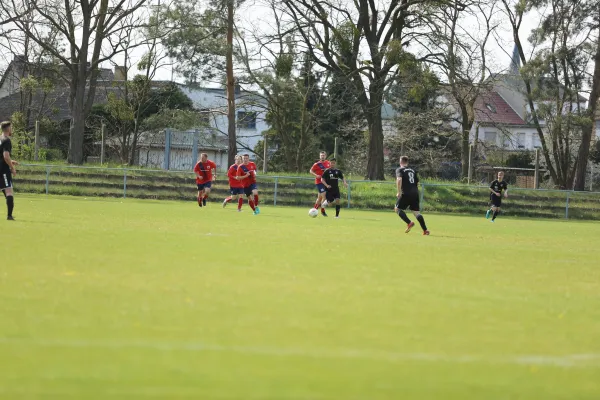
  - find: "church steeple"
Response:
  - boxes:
[509,44,521,75]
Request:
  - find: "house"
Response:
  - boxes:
[468,88,540,150]
[0,55,114,101]
[180,85,269,155]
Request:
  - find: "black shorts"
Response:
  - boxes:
[396,193,419,212]
[326,188,341,203]
[490,194,502,207]
[0,170,12,190]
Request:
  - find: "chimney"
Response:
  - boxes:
[114,66,127,81]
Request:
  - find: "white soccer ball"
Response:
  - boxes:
[308,208,319,218]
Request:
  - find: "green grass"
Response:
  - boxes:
[1,194,600,399]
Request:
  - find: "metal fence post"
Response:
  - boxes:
[45,166,50,195]
[273,177,278,206]
[123,168,128,198]
[164,129,172,170]
[420,183,425,210]
[347,180,352,208]
[565,191,570,219]
[192,129,199,165]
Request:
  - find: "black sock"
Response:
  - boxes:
[492,210,499,220]
[397,209,411,224]
[416,214,427,231]
[335,205,340,216]
[6,195,13,217]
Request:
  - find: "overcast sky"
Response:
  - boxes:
[1,1,542,87]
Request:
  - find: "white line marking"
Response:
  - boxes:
[1,338,599,368]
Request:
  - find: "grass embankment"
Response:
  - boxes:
[14,164,600,220]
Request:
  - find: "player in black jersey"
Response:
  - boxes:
[0,121,18,220]
[395,156,429,235]
[486,171,508,222]
[320,158,347,218]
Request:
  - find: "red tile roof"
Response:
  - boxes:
[474,91,525,125]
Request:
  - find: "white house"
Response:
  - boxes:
[180,85,269,155]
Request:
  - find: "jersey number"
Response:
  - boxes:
[408,172,415,184]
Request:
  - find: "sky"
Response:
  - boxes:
[113,1,543,86]
[1,1,542,87]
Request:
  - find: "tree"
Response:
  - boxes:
[280,0,440,180]
[501,0,598,189]
[423,0,498,178]
[160,0,244,166]
[387,57,459,176]
[237,2,330,172]
[1,0,147,164]
[89,81,196,163]
[574,4,600,190]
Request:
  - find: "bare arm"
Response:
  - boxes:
[211,168,216,181]
[396,177,402,198]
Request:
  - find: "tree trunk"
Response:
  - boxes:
[365,95,385,180]
[226,0,237,166]
[574,33,600,190]
[460,107,471,179]
[68,70,87,164]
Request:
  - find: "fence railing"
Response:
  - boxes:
[14,164,600,220]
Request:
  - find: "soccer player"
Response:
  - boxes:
[395,156,429,235]
[237,154,258,215]
[309,151,331,217]
[239,154,260,213]
[321,158,347,218]
[193,153,217,207]
[0,121,18,220]
[222,155,245,211]
[486,171,508,222]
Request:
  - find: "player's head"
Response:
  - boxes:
[498,171,504,180]
[235,155,242,164]
[0,121,12,136]
[329,157,336,168]
[200,153,208,162]
[399,155,409,166]
[242,153,250,164]
[319,151,326,161]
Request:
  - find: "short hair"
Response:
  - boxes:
[200,152,208,157]
[0,121,11,132]
[320,151,326,154]
[400,156,409,164]
[498,170,505,174]
[243,153,250,157]
[330,157,336,161]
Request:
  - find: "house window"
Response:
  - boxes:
[484,131,497,145]
[533,134,541,148]
[502,134,512,148]
[237,111,257,129]
[517,132,526,149]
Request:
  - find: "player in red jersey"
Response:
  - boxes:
[240,154,260,213]
[236,154,259,215]
[309,151,331,217]
[193,153,217,207]
[222,155,245,211]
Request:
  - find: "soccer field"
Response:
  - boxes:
[2,195,600,399]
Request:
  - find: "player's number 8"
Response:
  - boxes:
[408,172,415,184]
